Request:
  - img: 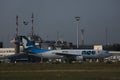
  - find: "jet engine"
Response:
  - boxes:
[75,56,83,61]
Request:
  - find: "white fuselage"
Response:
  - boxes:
[35,49,110,59]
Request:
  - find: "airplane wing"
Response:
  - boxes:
[55,52,83,62]
[109,51,120,56]
[5,52,28,59]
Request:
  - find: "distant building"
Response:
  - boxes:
[54,40,73,49]
[0,42,3,48]
[94,45,103,50]
[0,48,15,54]
[26,35,73,50]
[27,34,43,48]
[72,45,93,49]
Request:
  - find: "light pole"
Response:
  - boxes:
[75,16,80,48]
[81,29,84,45]
[105,27,108,46]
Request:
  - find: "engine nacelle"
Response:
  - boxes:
[75,56,83,61]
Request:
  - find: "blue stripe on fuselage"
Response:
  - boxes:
[25,47,50,54]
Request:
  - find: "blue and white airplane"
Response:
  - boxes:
[21,36,111,61]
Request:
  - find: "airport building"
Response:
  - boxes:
[0,48,15,56]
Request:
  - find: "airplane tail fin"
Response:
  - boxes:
[20,36,35,49]
[20,36,49,54]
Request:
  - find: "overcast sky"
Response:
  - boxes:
[0,0,120,47]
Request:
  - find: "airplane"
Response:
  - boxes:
[20,36,111,62]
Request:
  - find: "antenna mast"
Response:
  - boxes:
[16,15,18,37]
[31,13,34,36]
